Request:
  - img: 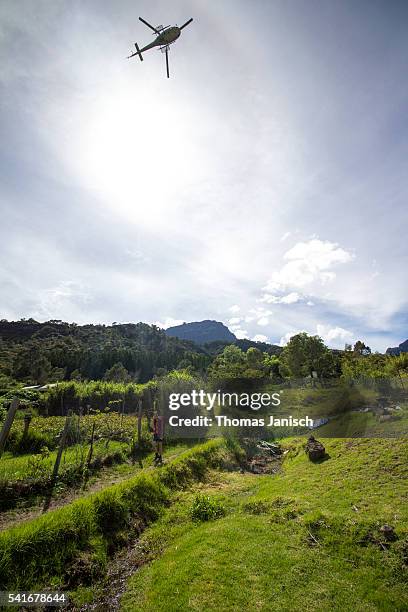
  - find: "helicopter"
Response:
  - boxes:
[127,17,193,78]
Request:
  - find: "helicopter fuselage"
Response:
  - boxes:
[158,26,181,45]
[140,26,181,54]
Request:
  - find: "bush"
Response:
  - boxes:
[9,429,53,454]
[224,434,246,466]
[190,493,226,522]
[94,490,130,536]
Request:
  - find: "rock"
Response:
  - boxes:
[380,524,397,542]
[305,435,326,461]
[256,441,282,456]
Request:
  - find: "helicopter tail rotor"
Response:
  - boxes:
[127,41,144,61]
[134,42,143,61]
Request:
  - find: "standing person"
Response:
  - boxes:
[152,411,164,465]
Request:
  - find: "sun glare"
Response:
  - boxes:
[72,83,204,228]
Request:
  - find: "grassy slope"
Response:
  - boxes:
[122,438,408,612]
[0,439,230,591]
[0,443,192,531]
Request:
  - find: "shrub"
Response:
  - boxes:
[190,493,226,522]
[224,434,246,466]
[11,429,53,454]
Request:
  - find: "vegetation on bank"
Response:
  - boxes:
[0,438,232,591]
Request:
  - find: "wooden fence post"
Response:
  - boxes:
[86,421,96,470]
[42,410,72,512]
[23,413,32,439]
[0,398,20,457]
[137,399,143,447]
[51,411,72,483]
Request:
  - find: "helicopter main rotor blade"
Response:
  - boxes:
[139,17,160,34]
[179,17,193,30]
[165,47,170,78]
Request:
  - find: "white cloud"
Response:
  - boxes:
[279,330,305,346]
[233,328,248,339]
[257,317,269,326]
[35,280,91,320]
[228,317,242,324]
[316,324,354,347]
[252,334,268,342]
[280,231,291,242]
[281,292,301,304]
[261,292,301,304]
[263,239,354,296]
[249,307,273,317]
[229,305,241,314]
[155,317,185,329]
[279,324,354,349]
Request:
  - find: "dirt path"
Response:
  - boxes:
[0,447,187,532]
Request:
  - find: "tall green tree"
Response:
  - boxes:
[281,333,335,378]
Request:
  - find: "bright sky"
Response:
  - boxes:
[1,0,407,351]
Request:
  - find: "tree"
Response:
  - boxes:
[281,333,335,378]
[208,346,247,382]
[263,353,281,377]
[70,369,82,381]
[103,362,130,383]
[30,354,52,385]
[353,341,371,356]
[385,353,408,387]
[341,352,387,380]
[246,347,264,368]
[208,345,280,388]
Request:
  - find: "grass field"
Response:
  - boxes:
[121,437,408,612]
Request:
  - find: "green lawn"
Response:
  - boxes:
[121,437,408,612]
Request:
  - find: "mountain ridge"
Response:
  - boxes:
[165,319,236,344]
[386,338,408,356]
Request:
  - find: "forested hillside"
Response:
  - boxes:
[0,319,210,385]
[0,319,284,389]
